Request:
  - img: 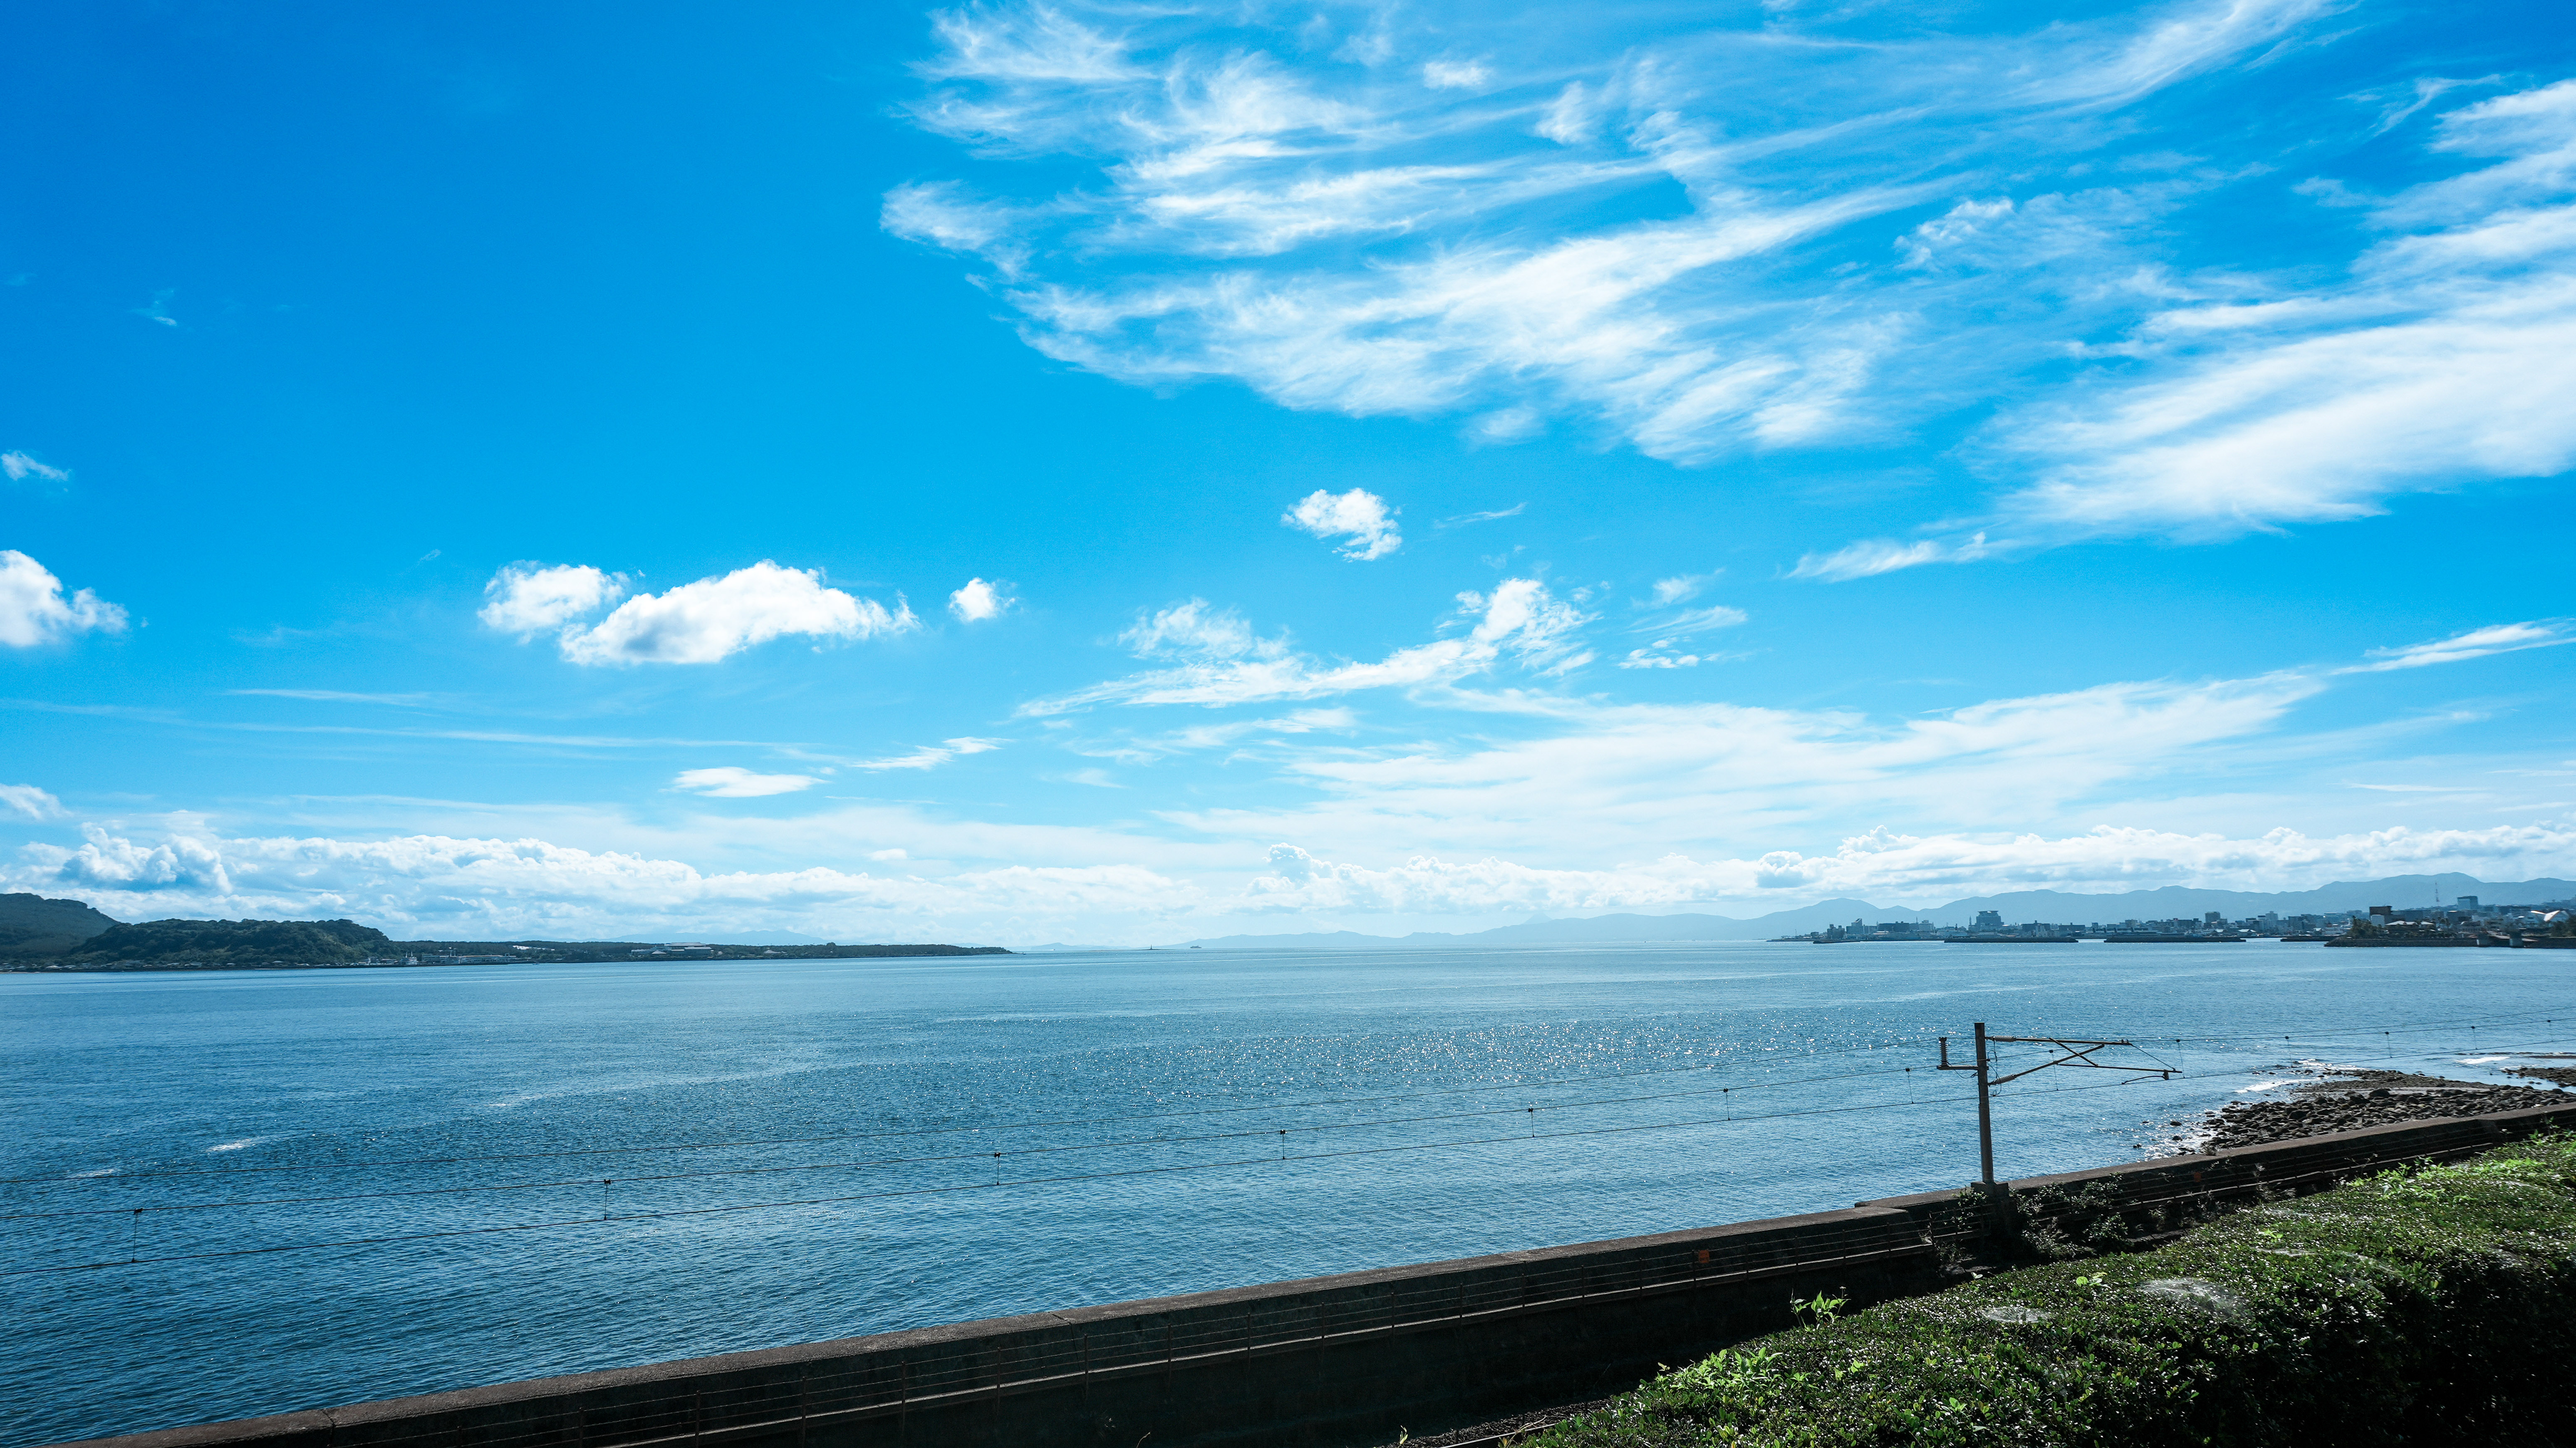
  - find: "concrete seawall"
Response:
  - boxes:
[54,1102,2576,1448]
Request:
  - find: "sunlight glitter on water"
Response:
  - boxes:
[6,942,2571,1448]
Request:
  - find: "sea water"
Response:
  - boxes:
[5,941,2571,1446]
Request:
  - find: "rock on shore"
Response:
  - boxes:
[2197,1068,2559,1151]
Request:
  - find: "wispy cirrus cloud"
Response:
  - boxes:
[1631,604,1747,637]
[2340,620,2574,673]
[226,689,446,706]
[674,767,818,798]
[847,738,1007,771]
[0,783,65,820]
[1789,533,1999,582]
[2,451,69,484]
[1022,579,1591,714]
[1068,708,1359,765]
[1619,589,1749,669]
[892,2,2576,565]
[886,0,2367,488]
[1434,502,1524,530]
[1993,79,2576,538]
[1170,670,2334,861]
[1643,572,1716,606]
[1155,616,2565,865]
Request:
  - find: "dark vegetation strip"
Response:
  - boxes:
[1531,1136,2576,1447]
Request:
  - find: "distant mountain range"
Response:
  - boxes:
[1168,874,2576,949]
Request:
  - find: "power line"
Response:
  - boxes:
[50,1039,2522,1226]
[2,1062,1930,1223]
[3,1039,1955,1188]
[25,1002,2559,1190]
[2141,1011,2570,1047]
[2,1092,1973,1278]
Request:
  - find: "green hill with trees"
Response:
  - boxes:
[68,917,392,965]
[0,899,1008,969]
[0,893,123,957]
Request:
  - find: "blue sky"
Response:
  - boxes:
[3,0,2571,946]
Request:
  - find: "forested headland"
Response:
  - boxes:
[0,894,1008,969]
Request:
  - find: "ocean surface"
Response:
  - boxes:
[6,941,2572,1446]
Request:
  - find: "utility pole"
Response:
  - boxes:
[1937,1025,2174,1190]
[1935,1022,1998,1187]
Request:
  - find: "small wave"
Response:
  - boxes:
[2458,1056,2509,1065]
[206,1138,268,1153]
[2236,1080,2297,1093]
[66,1168,117,1178]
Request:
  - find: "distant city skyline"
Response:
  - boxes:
[2,0,2572,945]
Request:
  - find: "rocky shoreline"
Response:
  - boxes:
[2183,1066,2565,1151]
[1392,1063,2567,1447]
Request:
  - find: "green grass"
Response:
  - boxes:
[1532,1137,2576,1447]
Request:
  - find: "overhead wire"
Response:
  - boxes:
[12,1008,2566,1276]
[10,1004,2566,1287]
[13,1007,2564,1190]
[2,1061,1935,1223]
[0,1037,1962,1188]
[2,1090,1976,1278]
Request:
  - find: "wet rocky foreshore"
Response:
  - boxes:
[2192,1067,2565,1151]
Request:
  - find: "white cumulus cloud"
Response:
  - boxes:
[478,563,627,637]
[949,577,1015,622]
[1282,488,1401,560]
[559,562,916,666]
[0,550,127,647]
[674,767,820,798]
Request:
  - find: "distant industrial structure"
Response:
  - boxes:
[1791,896,2575,947]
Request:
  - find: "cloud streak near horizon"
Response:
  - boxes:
[16,615,2571,941]
[13,818,2570,944]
